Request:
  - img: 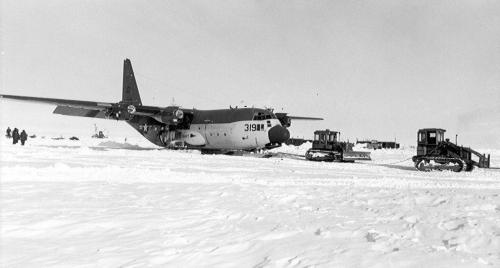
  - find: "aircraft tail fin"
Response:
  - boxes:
[122,59,142,105]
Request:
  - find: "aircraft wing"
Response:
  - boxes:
[0,94,113,110]
[287,116,323,120]
[0,94,118,119]
[0,94,191,123]
[274,112,323,128]
[275,113,323,121]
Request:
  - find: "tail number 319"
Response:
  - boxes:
[244,123,264,132]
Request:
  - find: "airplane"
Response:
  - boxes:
[0,59,322,153]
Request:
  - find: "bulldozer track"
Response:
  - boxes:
[414,157,466,172]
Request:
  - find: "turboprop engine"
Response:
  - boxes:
[105,104,136,120]
[153,108,184,125]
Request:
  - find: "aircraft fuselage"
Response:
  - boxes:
[127,107,289,151]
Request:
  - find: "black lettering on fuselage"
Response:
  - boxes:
[244,123,265,132]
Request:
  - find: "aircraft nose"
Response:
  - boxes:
[268,125,290,144]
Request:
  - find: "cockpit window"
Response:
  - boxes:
[253,112,263,120]
[253,111,274,120]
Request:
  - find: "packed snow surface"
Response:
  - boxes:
[1,136,500,267]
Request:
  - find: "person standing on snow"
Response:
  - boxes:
[20,130,28,146]
[6,127,11,138]
[12,128,20,144]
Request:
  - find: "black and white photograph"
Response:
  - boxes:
[1,0,499,267]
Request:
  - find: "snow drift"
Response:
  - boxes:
[1,136,499,267]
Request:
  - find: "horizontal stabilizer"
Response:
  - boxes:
[53,106,107,118]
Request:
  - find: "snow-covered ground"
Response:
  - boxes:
[1,136,499,267]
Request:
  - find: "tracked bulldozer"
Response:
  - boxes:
[305,129,371,162]
[412,128,490,172]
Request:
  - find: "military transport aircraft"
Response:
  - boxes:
[0,59,322,153]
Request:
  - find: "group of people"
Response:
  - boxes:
[6,127,28,145]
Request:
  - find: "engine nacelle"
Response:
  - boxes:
[105,104,134,120]
[154,108,184,125]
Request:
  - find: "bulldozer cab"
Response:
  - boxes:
[312,129,339,150]
[418,128,445,145]
[417,128,446,156]
[314,130,337,143]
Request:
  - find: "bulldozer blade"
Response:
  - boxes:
[479,154,491,168]
[343,151,371,161]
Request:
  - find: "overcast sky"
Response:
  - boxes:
[1,0,499,148]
